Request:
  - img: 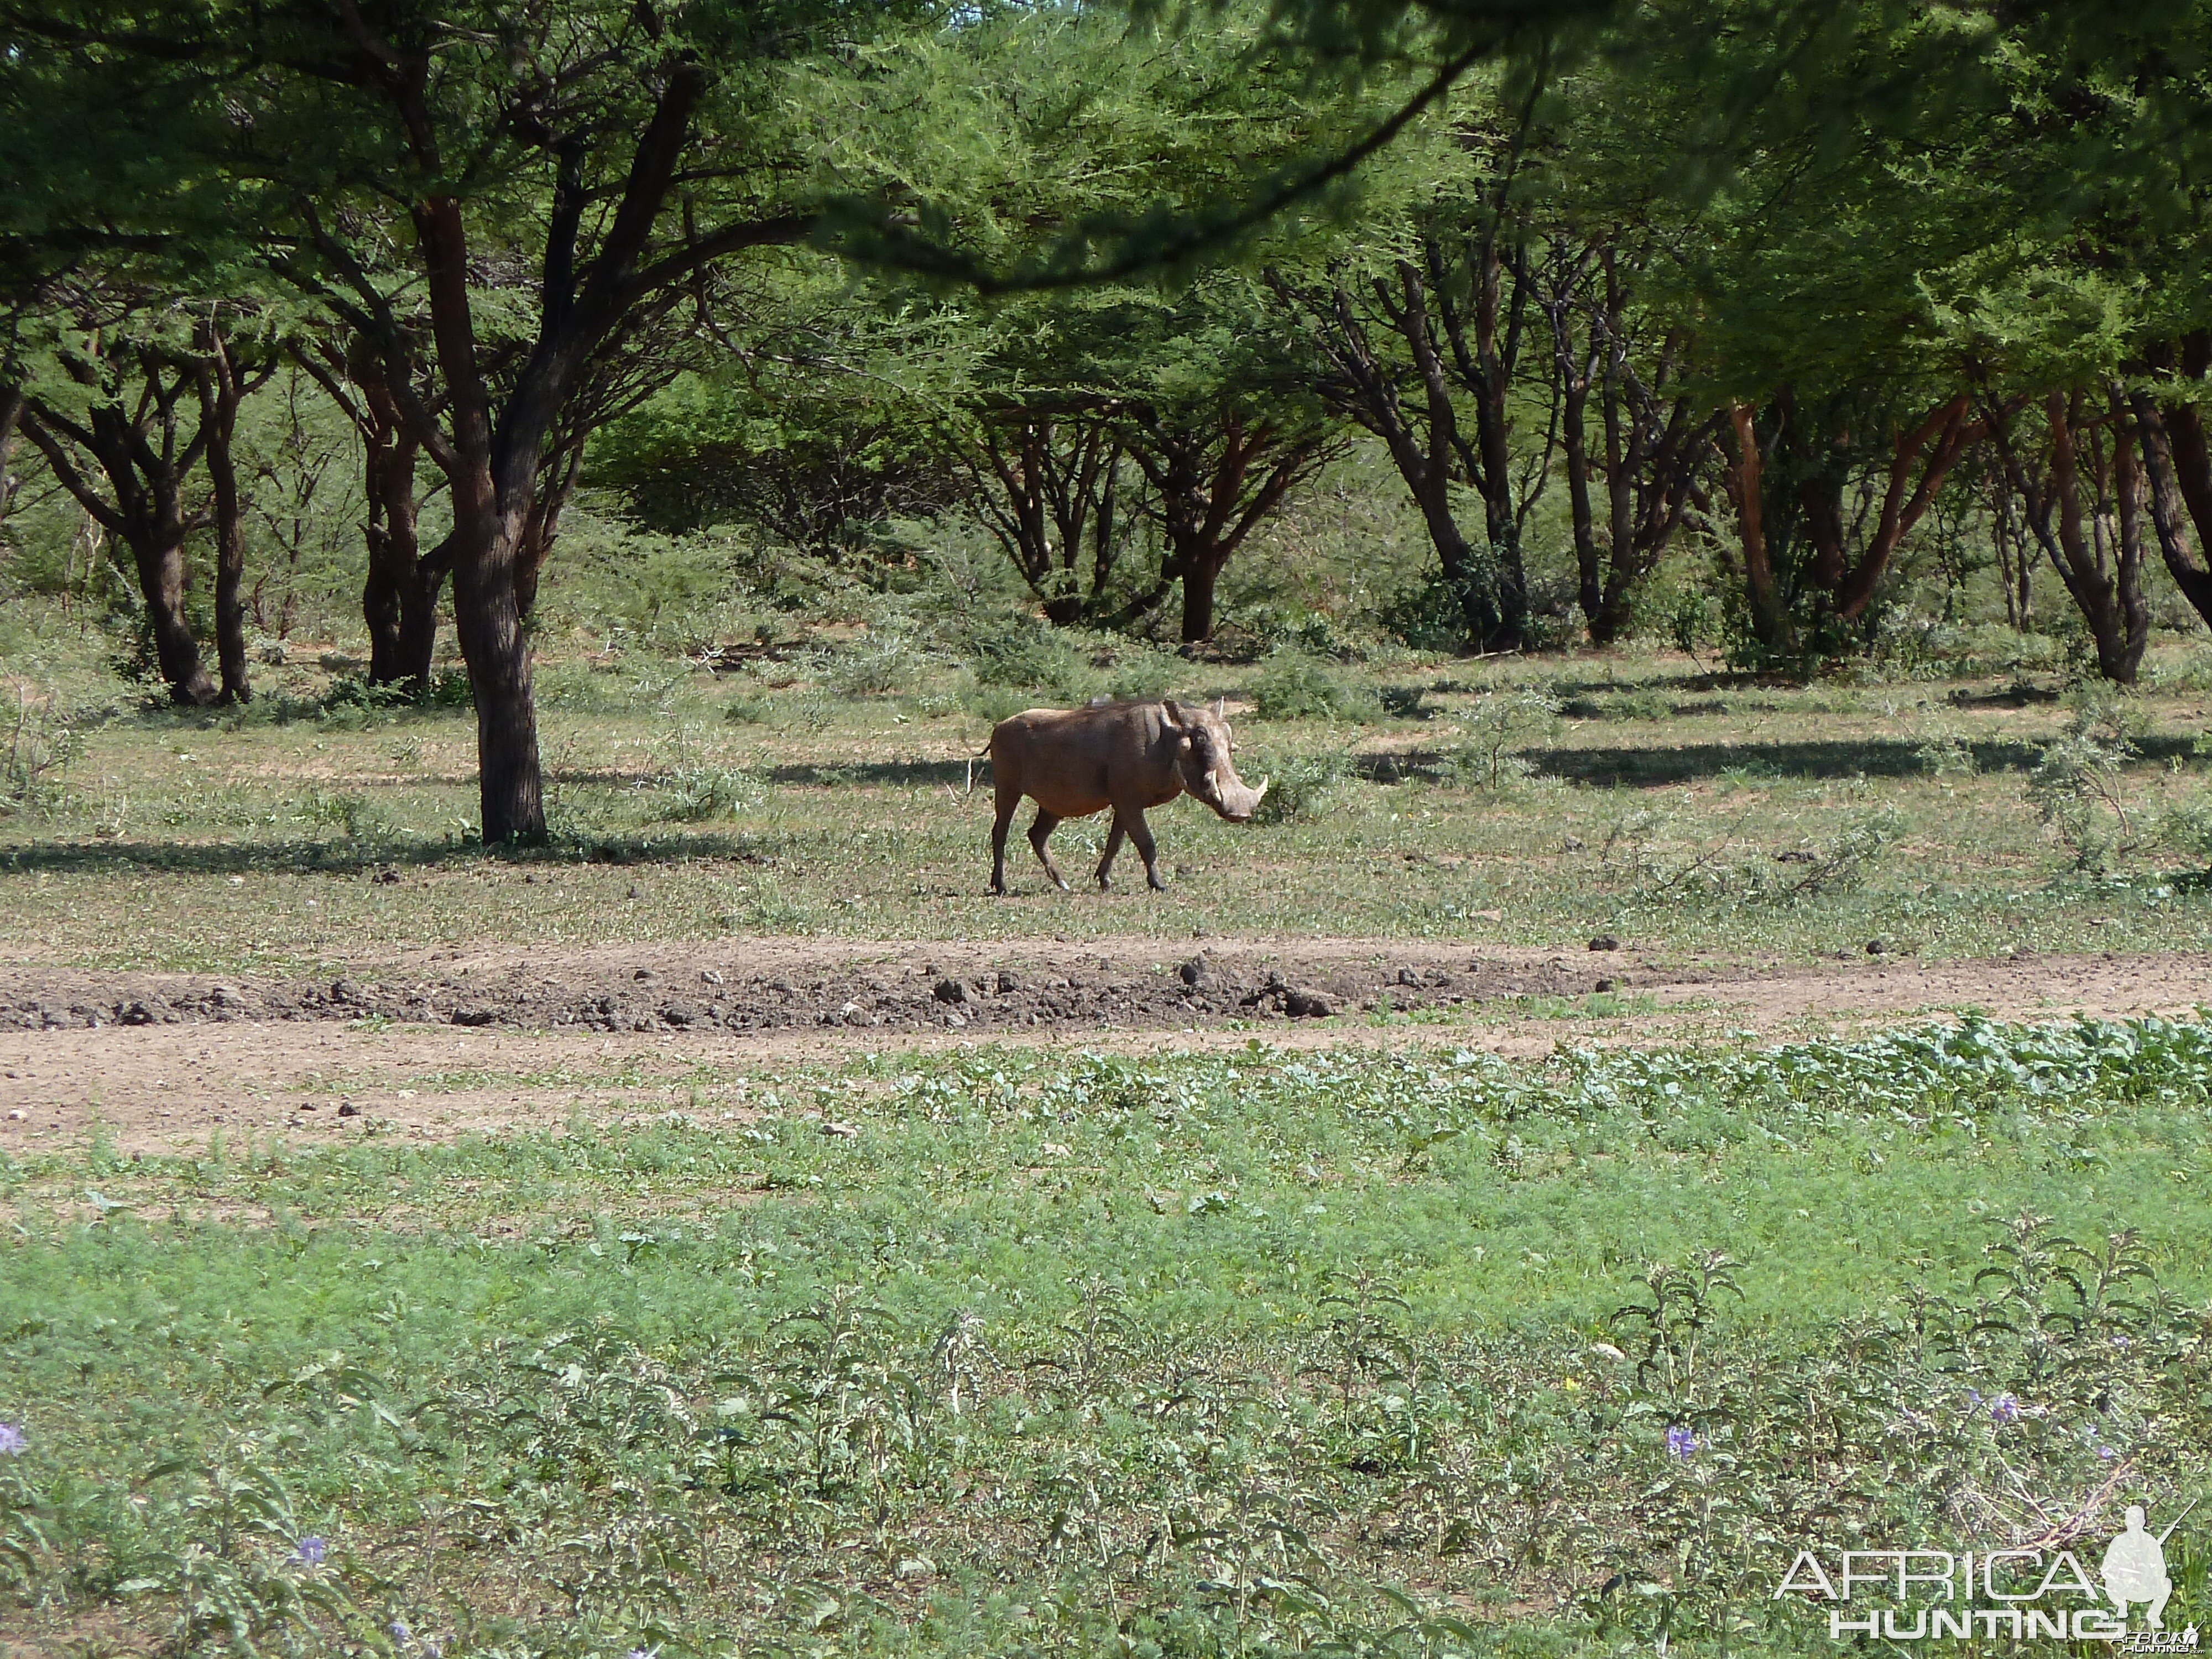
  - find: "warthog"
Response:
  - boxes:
[988,697,1267,894]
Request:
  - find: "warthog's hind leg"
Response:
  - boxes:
[1029,809,1070,891]
[989,782,1020,894]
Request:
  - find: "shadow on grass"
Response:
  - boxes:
[1353,733,2198,787]
[0,829,783,878]
[764,759,982,790]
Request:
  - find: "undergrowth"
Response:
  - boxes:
[5,1018,2212,1655]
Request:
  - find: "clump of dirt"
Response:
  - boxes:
[0,940,1658,1039]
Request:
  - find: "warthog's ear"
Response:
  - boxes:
[1162,698,1186,728]
[1209,696,1227,719]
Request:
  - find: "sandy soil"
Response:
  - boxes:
[3,936,2207,1153]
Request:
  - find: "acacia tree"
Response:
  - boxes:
[11,298,269,703]
[957,400,1136,626]
[295,331,448,688]
[1543,243,1716,643]
[1981,391,2151,682]
[1124,399,1340,642]
[940,266,1339,640]
[8,2,952,841]
[18,335,216,702]
[1272,221,1547,650]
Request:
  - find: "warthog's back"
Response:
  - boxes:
[990,701,1179,818]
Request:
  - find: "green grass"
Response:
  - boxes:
[6,1017,2212,1654]
[8,639,2212,973]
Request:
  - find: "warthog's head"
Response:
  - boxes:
[1165,697,1267,823]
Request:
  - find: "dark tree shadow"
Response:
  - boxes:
[1349,734,2198,788]
[764,759,982,789]
[0,829,785,878]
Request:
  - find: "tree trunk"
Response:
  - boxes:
[2105,402,2151,684]
[512,441,583,622]
[452,512,544,842]
[207,423,251,703]
[1178,547,1222,643]
[131,516,220,705]
[362,423,423,685]
[1984,389,2143,684]
[1725,404,1788,652]
[1563,354,1599,631]
[199,330,255,704]
[19,387,219,707]
[2132,389,2212,637]
[397,539,451,689]
[1832,396,1975,622]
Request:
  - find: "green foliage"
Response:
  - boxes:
[10,1018,2212,1649]
[813,629,930,698]
[2027,692,2150,872]
[960,617,1099,702]
[1249,649,1381,722]
[1439,689,1564,789]
[1253,749,1353,823]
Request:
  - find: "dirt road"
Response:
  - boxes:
[3,937,2206,1152]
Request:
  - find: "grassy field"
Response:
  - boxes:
[5,1019,2212,1656]
[7,617,2212,1655]
[6,628,2212,973]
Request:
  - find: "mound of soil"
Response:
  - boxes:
[0,940,1673,1039]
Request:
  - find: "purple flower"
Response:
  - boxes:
[0,1423,22,1456]
[2111,1334,2131,1350]
[2099,1446,2118,1460]
[1990,1393,2021,1425]
[1666,1425,1697,1459]
[294,1536,328,1567]
[389,1620,411,1645]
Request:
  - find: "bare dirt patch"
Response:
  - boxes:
[3,937,2207,1152]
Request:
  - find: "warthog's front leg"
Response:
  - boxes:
[1029,808,1070,891]
[1097,817,1128,889]
[1127,811,1166,890]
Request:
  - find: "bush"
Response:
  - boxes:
[1438,690,1563,789]
[816,629,928,697]
[1248,649,1381,722]
[958,681,1036,726]
[2026,691,2146,872]
[1105,645,1181,701]
[660,765,759,822]
[1377,572,1472,654]
[723,691,774,725]
[963,617,1100,702]
[1253,750,1352,825]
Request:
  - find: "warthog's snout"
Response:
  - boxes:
[1215,776,1268,823]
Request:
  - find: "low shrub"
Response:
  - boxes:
[1249,649,1382,722]
[1253,749,1353,824]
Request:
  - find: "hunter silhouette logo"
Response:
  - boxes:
[1775,1499,2199,1644]
[2104,1504,2189,1634]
